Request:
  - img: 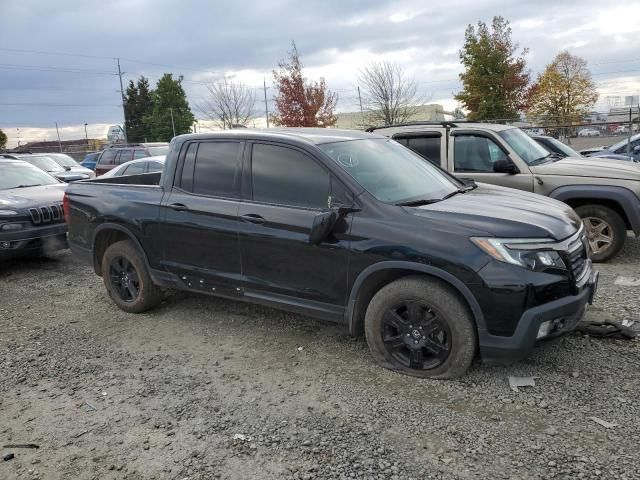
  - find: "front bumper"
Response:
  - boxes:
[479,269,598,364]
[0,223,68,259]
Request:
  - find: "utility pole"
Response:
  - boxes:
[55,122,63,153]
[357,86,365,127]
[169,108,176,137]
[84,123,89,145]
[628,107,633,157]
[116,58,128,144]
[263,78,269,128]
[17,128,20,148]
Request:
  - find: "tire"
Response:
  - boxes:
[101,240,163,313]
[364,276,477,379]
[575,205,626,262]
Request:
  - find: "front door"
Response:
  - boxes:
[450,133,534,191]
[159,140,244,294]
[238,142,352,308]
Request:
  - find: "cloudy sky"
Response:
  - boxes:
[1,0,639,147]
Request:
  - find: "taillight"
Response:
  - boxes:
[63,192,70,223]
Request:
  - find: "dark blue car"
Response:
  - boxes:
[80,152,101,171]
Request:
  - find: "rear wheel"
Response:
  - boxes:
[364,276,477,379]
[575,205,626,262]
[101,240,162,313]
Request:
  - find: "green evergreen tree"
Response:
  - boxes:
[0,128,7,150]
[148,74,195,141]
[124,76,154,143]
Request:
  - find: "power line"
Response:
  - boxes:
[0,63,116,75]
[0,103,121,107]
[0,47,116,60]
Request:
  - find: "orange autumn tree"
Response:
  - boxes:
[271,42,338,127]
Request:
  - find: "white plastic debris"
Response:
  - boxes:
[232,434,252,441]
[614,276,640,286]
[589,416,617,429]
[101,392,107,396]
[297,346,304,352]
[508,376,536,392]
[621,319,635,327]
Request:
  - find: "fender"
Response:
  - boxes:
[549,185,640,234]
[92,222,153,273]
[345,261,487,336]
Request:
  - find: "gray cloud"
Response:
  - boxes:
[1,0,639,144]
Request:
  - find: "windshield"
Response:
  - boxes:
[499,128,550,164]
[0,162,60,189]
[147,146,169,156]
[319,139,460,204]
[48,153,79,167]
[545,138,580,157]
[609,133,640,153]
[21,155,65,173]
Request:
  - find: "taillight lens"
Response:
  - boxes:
[63,192,70,223]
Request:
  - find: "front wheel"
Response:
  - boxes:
[364,276,477,379]
[101,240,163,313]
[575,205,626,262]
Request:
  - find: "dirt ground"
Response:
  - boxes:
[1,238,639,480]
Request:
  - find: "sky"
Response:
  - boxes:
[1,0,640,148]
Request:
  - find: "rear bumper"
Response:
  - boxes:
[479,270,598,364]
[0,223,68,259]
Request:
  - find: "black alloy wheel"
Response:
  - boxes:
[109,256,140,303]
[381,301,451,370]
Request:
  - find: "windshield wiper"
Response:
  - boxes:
[530,152,563,165]
[14,184,41,188]
[396,198,443,207]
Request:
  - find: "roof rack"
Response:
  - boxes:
[365,121,466,132]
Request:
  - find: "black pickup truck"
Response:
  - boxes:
[66,129,598,378]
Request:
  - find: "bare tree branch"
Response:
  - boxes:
[357,61,427,126]
[197,78,257,129]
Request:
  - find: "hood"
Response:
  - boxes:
[531,157,640,181]
[408,183,580,240]
[0,183,67,210]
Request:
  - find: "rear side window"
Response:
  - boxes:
[179,143,198,191]
[394,135,441,166]
[251,143,329,209]
[99,150,117,166]
[122,162,145,176]
[117,149,133,165]
[191,142,242,198]
[133,150,148,159]
[148,161,164,172]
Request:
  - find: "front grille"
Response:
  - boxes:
[29,204,64,226]
[566,233,588,282]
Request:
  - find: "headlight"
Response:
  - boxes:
[0,210,19,217]
[471,237,567,272]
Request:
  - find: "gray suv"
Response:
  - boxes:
[369,121,640,262]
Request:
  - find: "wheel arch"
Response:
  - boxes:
[549,185,640,234]
[92,223,151,276]
[345,261,486,337]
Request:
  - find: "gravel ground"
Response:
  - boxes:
[1,237,639,480]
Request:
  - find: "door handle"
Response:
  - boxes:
[240,213,265,225]
[169,203,189,211]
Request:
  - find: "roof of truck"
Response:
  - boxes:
[177,128,384,145]
[367,121,515,135]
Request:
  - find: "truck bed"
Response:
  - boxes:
[81,172,162,186]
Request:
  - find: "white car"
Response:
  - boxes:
[98,156,165,178]
[578,128,601,137]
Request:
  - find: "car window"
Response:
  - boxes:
[394,135,441,166]
[121,162,146,176]
[454,135,508,173]
[99,150,117,166]
[251,143,330,209]
[147,161,164,172]
[191,142,241,198]
[133,150,148,159]
[117,149,133,165]
[179,143,198,191]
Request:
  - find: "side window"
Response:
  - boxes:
[179,143,198,191]
[395,135,441,166]
[251,143,330,209]
[133,150,148,159]
[192,142,241,198]
[99,150,117,166]
[454,135,507,173]
[117,149,133,165]
[147,161,164,172]
[122,162,145,176]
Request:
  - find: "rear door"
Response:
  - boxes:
[158,140,244,294]
[95,149,117,176]
[449,132,534,191]
[237,142,352,309]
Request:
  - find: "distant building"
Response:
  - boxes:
[624,95,639,107]
[334,104,446,129]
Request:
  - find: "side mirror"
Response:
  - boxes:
[64,166,72,171]
[633,145,640,153]
[309,209,339,245]
[493,159,519,174]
